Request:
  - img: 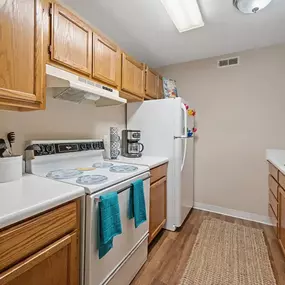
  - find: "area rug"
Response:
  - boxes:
[179,219,276,285]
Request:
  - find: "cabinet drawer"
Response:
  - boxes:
[279,171,285,190]
[0,202,77,272]
[268,162,279,181]
[268,205,278,236]
[268,175,278,199]
[150,163,168,184]
[269,190,278,217]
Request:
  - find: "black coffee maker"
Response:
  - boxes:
[121,130,144,158]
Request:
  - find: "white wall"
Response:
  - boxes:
[158,44,285,216]
[0,96,125,154]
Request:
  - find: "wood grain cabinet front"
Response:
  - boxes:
[145,66,158,100]
[0,200,80,285]
[149,177,167,244]
[50,3,92,75]
[149,163,168,244]
[158,75,164,99]
[0,0,45,110]
[0,233,78,285]
[279,186,285,255]
[121,53,145,101]
[92,33,121,88]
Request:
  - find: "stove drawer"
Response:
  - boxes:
[0,201,77,272]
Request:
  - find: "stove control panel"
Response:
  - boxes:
[33,140,104,156]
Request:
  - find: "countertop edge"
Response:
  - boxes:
[267,158,285,176]
[150,159,169,169]
[0,189,85,230]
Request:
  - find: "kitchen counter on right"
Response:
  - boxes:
[266,149,285,175]
[111,156,169,169]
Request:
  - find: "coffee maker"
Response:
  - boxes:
[121,130,144,158]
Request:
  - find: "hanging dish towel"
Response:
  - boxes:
[98,192,122,259]
[128,179,147,228]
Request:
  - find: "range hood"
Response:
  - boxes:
[46,65,126,107]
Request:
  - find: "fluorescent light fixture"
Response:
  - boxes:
[160,0,204,33]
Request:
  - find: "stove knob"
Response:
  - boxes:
[80,143,87,151]
[45,145,54,154]
[35,144,44,156]
[86,143,92,150]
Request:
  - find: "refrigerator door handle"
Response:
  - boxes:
[181,103,187,171]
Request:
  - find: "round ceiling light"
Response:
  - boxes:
[233,0,273,14]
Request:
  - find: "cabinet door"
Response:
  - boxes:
[145,67,158,99]
[0,233,78,285]
[158,76,164,99]
[279,187,285,254]
[121,53,145,99]
[149,177,167,243]
[0,0,44,107]
[93,33,121,88]
[51,3,92,75]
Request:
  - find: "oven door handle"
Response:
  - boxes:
[95,175,151,202]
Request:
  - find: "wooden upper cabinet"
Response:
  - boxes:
[0,0,44,109]
[145,66,158,99]
[121,53,145,100]
[93,33,121,88]
[50,3,92,75]
[158,75,164,99]
[0,233,78,285]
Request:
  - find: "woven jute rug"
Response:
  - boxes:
[179,219,276,285]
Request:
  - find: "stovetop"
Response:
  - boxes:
[26,140,149,194]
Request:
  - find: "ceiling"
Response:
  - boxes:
[61,0,285,67]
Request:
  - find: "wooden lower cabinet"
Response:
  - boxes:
[279,187,285,255]
[0,233,78,285]
[149,163,168,244]
[0,200,80,285]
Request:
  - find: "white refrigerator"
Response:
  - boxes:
[127,97,194,231]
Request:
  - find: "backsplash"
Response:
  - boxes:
[0,97,126,155]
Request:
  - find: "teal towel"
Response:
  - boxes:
[128,179,147,228]
[98,192,122,259]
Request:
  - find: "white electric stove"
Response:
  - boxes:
[25,140,150,285]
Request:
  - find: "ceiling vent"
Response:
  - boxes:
[217,57,240,68]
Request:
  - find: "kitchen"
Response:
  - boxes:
[1,0,285,285]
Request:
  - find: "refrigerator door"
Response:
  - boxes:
[174,101,194,227]
[181,110,194,225]
[127,98,180,231]
[127,97,194,231]
[180,102,188,171]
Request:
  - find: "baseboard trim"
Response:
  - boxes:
[193,202,273,226]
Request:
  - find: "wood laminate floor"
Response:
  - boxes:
[131,209,285,285]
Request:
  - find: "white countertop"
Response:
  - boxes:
[266,149,285,175]
[110,156,169,168]
[0,174,85,229]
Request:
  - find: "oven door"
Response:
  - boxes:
[85,172,150,285]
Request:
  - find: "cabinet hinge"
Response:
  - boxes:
[48,45,52,54]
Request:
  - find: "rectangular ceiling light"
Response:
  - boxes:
[160,0,204,33]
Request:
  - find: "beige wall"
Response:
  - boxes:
[0,96,125,154]
[158,44,285,216]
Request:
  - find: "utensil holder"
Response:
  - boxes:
[0,155,23,183]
